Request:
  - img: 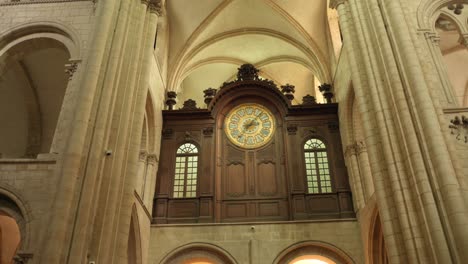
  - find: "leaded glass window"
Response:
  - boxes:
[173,143,198,198]
[304,139,332,194]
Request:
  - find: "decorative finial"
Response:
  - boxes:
[281,84,295,101]
[237,64,259,81]
[319,83,334,104]
[302,94,317,105]
[165,91,177,110]
[203,87,217,106]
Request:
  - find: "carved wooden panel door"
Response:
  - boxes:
[218,103,289,222]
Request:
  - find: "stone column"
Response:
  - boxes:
[39,0,121,263]
[331,0,411,262]
[355,141,374,200]
[138,151,148,196]
[344,143,365,210]
[145,153,158,209]
[420,30,456,105]
[380,0,468,261]
[112,0,161,262]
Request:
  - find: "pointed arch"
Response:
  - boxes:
[171,28,328,91]
[273,241,355,264]
[127,205,142,264]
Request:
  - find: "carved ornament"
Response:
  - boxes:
[329,0,347,9]
[181,99,198,110]
[147,153,159,164]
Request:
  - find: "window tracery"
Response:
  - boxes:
[304,139,332,194]
[173,143,199,198]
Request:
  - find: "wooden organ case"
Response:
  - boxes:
[153,65,354,224]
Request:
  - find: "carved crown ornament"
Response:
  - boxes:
[449,115,468,143]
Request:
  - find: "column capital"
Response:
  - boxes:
[460,34,468,48]
[139,150,148,161]
[147,153,159,165]
[329,0,347,9]
[345,143,358,157]
[149,0,162,15]
[64,60,81,81]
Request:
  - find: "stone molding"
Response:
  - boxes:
[329,0,347,9]
[147,153,158,165]
[0,0,88,6]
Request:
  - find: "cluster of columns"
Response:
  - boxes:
[39,0,162,263]
[331,0,468,263]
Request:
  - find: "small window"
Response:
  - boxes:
[173,143,199,198]
[304,139,332,194]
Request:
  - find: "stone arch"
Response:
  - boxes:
[368,207,389,264]
[417,0,468,31]
[435,9,468,106]
[170,28,330,93]
[0,21,81,59]
[273,241,355,264]
[159,242,237,264]
[0,185,31,252]
[128,205,142,264]
[0,24,76,158]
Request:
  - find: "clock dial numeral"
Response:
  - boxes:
[263,121,271,128]
[237,109,245,116]
[229,123,237,129]
[246,107,253,115]
[255,135,264,142]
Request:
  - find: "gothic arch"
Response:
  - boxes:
[0,21,81,59]
[159,242,238,264]
[273,241,355,264]
[368,207,389,264]
[417,0,468,31]
[128,205,142,264]
[170,28,329,92]
[0,24,75,158]
[0,185,31,251]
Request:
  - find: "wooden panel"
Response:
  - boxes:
[225,203,248,218]
[258,202,280,217]
[257,162,277,196]
[199,199,212,217]
[168,200,198,218]
[226,163,246,197]
[307,195,339,213]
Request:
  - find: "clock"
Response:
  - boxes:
[224,103,276,149]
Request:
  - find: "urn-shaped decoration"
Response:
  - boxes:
[165,91,177,110]
[203,87,217,106]
[281,84,295,102]
[319,83,334,104]
[302,94,317,105]
[237,64,259,81]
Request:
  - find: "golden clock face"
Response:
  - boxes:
[224,103,276,149]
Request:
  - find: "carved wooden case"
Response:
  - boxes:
[153,76,354,224]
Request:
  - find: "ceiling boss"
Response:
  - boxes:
[224,103,276,149]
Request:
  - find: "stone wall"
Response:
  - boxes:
[149,220,364,264]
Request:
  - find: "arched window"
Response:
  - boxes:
[304,139,332,194]
[173,143,199,198]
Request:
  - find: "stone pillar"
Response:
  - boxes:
[39,0,122,263]
[344,143,365,210]
[145,153,158,209]
[355,141,374,200]
[420,30,456,105]
[380,0,468,261]
[332,0,412,262]
[138,151,148,196]
[112,0,161,262]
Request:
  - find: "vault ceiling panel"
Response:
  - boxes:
[167,0,224,66]
[272,0,328,54]
[188,34,308,68]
